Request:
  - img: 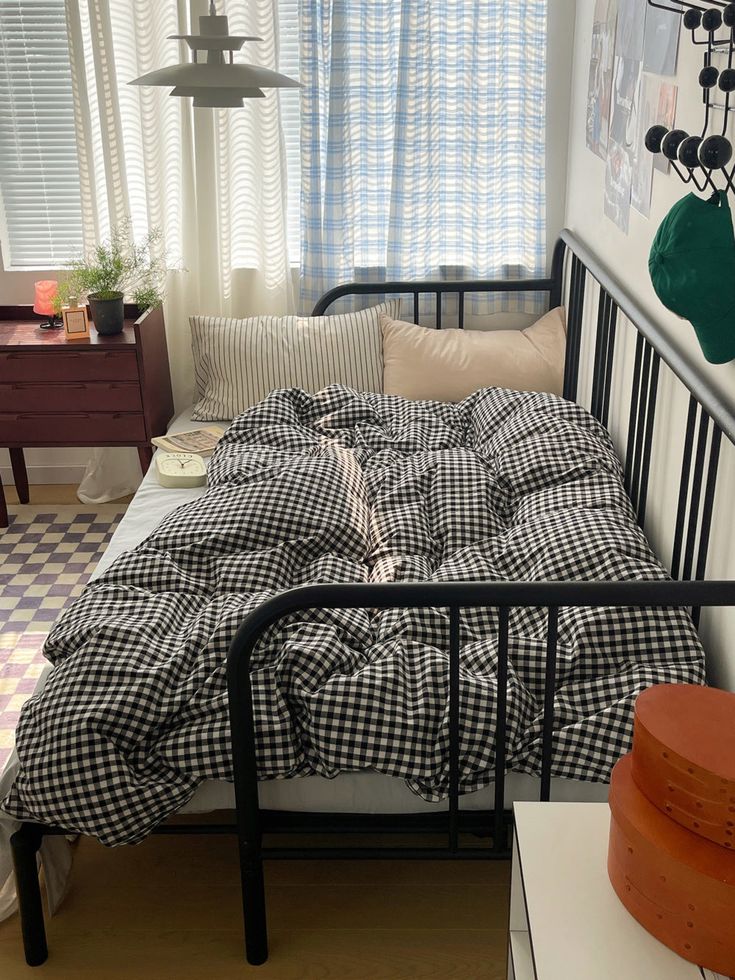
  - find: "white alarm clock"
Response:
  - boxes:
[155,452,208,488]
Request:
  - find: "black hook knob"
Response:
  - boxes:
[699,134,734,168]
[724,3,735,27]
[661,129,689,160]
[645,125,669,154]
[719,68,735,92]
[700,65,720,89]
[702,8,723,32]
[678,135,704,169]
[684,8,703,29]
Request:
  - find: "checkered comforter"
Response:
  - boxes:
[2,386,704,845]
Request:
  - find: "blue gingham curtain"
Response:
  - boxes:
[299,0,548,315]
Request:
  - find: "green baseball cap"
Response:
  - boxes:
[649,191,735,364]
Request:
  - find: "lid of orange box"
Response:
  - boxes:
[635,684,735,782]
[611,754,735,886]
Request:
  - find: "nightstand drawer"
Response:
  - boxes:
[0,350,139,383]
[0,382,143,414]
[0,412,147,445]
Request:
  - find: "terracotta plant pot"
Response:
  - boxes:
[88,293,124,336]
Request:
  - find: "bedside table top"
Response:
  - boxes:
[512,802,701,980]
[0,319,137,349]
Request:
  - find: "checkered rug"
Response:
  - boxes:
[0,505,125,770]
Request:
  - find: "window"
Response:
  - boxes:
[298,1,548,311]
[0,0,84,268]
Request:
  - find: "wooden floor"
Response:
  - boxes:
[1,486,511,978]
[0,835,510,979]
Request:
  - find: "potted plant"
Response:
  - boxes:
[56,221,167,335]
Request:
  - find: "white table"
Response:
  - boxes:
[508,802,704,980]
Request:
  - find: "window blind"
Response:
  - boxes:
[0,0,83,268]
[277,0,300,263]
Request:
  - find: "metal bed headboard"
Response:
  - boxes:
[13,231,735,970]
[312,229,735,613]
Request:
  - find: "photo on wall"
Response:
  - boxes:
[605,54,641,233]
[616,0,646,62]
[586,0,619,159]
[643,5,681,76]
[631,74,660,218]
[604,139,633,233]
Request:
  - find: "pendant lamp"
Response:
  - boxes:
[129,1,300,108]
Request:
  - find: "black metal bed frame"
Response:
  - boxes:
[10,229,735,968]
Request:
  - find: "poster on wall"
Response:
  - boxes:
[604,139,633,233]
[654,82,678,174]
[586,0,619,159]
[605,55,642,233]
[616,0,646,61]
[643,5,681,76]
[631,74,660,218]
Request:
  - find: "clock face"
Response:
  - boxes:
[158,453,206,474]
[155,452,207,488]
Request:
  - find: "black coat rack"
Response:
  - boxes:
[646,1,735,195]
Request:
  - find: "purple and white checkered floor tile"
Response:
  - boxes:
[0,506,124,770]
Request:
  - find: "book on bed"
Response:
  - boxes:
[151,426,226,456]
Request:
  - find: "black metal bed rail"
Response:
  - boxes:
[558,229,735,446]
[226,579,735,965]
[558,229,733,615]
[312,275,561,328]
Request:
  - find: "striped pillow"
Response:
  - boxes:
[190,301,400,421]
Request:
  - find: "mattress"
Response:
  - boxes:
[90,407,609,815]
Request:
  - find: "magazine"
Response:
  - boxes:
[151,426,226,456]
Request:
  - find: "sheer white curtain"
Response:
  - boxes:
[65,0,295,502]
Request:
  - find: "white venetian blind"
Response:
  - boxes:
[277,0,300,262]
[0,0,83,268]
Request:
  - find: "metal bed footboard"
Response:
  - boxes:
[226,580,735,965]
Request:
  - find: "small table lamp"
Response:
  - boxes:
[33,280,61,330]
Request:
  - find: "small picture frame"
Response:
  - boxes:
[62,306,90,342]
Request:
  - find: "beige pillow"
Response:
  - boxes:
[381,306,567,401]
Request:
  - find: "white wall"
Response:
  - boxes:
[565,2,735,690]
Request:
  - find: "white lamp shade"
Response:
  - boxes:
[130,63,300,90]
[129,8,300,106]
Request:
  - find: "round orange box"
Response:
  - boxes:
[609,752,735,976]
[632,684,735,848]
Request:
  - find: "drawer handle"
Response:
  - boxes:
[15,383,86,391]
[18,412,90,420]
[3,352,128,360]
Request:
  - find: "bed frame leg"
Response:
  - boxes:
[10,824,48,967]
[238,837,268,965]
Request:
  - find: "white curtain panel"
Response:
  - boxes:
[64,0,295,502]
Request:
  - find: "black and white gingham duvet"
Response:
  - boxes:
[2,385,704,845]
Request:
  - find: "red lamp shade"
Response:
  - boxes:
[33,280,58,316]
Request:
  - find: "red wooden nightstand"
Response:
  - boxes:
[0,305,174,527]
